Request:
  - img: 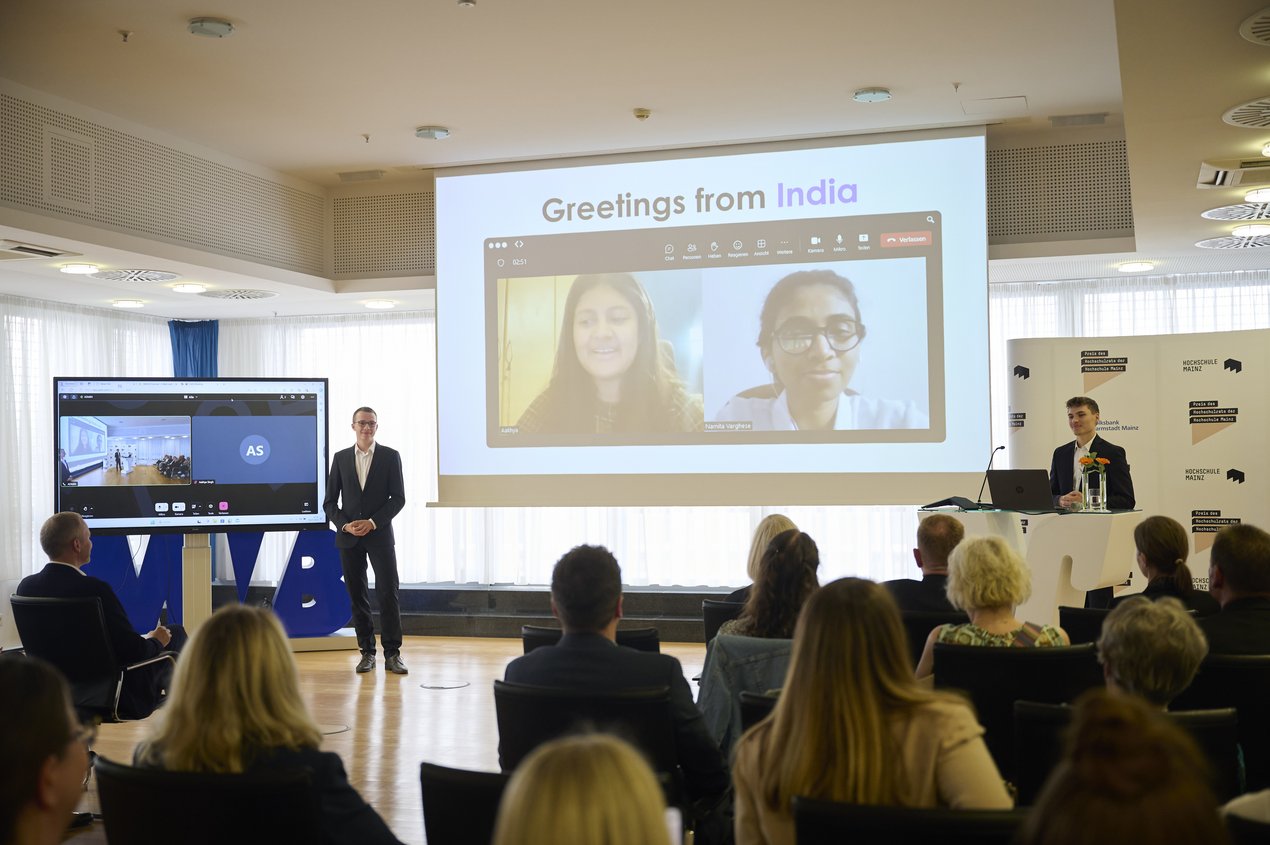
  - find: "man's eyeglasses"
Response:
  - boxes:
[773,319,866,355]
[353,421,378,429]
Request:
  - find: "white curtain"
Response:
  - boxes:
[0,294,171,582]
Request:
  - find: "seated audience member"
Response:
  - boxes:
[17,512,186,718]
[0,655,92,845]
[1111,515,1219,616]
[1201,523,1270,654]
[502,545,728,810]
[725,514,797,604]
[884,513,964,613]
[134,605,403,845]
[492,734,672,845]
[916,535,1069,679]
[718,529,819,639]
[1097,596,1208,708]
[1017,691,1227,845]
[732,578,1010,845]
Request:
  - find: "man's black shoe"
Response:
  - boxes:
[355,653,375,673]
[385,655,409,675]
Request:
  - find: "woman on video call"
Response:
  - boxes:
[516,273,703,434]
[714,269,926,431]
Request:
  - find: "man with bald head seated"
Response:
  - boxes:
[884,514,963,613]
[1200,523,1270,655]
[17,512,186,719]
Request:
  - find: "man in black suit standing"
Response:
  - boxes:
[17,512,185,718]
[1049,395,1136,510]
[1200,523,1270,654]
[58,448,72,484]
[884,513,963,613]
[503,545,729,817]
[323,406,408,675]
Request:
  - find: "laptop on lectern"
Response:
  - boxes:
[986,469,1060,512]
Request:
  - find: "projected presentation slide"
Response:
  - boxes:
[489,212,941,446]
[435,130,990,505]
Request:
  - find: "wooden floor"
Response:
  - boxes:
[75,465,187,486]
[69,636,707,844]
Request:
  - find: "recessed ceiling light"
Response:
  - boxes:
[364,299,397,310]
[111,299,145,309]
[415,126,450,140]
[188,17,233,37]
[1246,188,1270,203]
[171,283,207,294]
[1117,261,1155,273]
[852,87,892,103]
[1262,142,1270,158]
[1233,224,1270,237]
[59,263,99,275]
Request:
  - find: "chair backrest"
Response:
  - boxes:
[9,595,122,713]
[702,599,745,642]
[1013,700,1241,804]
[420,761,510,845]
[520,625,661,654]
[95,756,323,845]
[492,680,677,776]
[1058,605,1111,645]
[738,690,778,733]
[933,642,1102,780]
[899,611,967,668]
[792,796,1029,845]
[1172,654,1270,791]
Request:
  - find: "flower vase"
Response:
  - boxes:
[1083,469,1108,512]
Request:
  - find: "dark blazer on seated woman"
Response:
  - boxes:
[137,745,403,845]
[1110,578,1220,617]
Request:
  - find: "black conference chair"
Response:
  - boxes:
[420,761,510,845]
[738,690,778,733]
[792,796,1029,845]
[519,624,660,654]
[9,595,176,721]
[1057,605,1111,645]
[899,610,967,668]
[932,642,1103,780]
[1226,812,1270,845]
[1013,700,1241,804]
[702,599,745,642]
[94,756,322,845]
[1173,654,1270,791]
[492,680,678,777]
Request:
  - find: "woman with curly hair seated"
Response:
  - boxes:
[718,528,819,640]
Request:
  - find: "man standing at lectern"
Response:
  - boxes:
[1049,396,1136,510]
[324,406,408,675]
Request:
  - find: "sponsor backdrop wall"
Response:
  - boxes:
[1006,329,1267,589]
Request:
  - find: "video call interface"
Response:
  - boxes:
[55,380,327,532]
[486,211,944,447]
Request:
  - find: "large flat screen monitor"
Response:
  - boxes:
[54,377,329,535]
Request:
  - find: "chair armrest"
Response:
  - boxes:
[121,652,176,672]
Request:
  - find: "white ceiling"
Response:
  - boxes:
[0,0,1267,318]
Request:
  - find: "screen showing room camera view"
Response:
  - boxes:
[435,130,989,506]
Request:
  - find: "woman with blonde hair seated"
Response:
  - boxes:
[724,513,798,604]
[135,605,402,845]
[732,578,1011,845]
[492,733,672,845]
[915,535,1069,679]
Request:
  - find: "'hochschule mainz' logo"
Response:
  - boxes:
[1013,365,1030,379]
[1228,469,1246,484]
[1224,358,1242,373]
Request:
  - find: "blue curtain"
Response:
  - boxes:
[168,319,218,378]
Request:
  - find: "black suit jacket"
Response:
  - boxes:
[1049,434,1135,510]
[323,444,406,549]
[17,562,162,665]
[1199,597,1270,655]
[883,574,955,613]
[502,632,729,801]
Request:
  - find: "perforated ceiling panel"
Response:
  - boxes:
[986,139,1133,242]
[0,93,324,276]
[332,192,435,276]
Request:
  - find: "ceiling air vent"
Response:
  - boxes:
[1195,235,1270,249]
[1196,157,1270,188]
[1240,7,1270,46]
[1201,203,1270,221]
[1222,97,1270,129]
[198,288,277,300]
[0,239,78,261]
[91,269,181,283]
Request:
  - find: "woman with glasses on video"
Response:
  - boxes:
[715,269,926,431]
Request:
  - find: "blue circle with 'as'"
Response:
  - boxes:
[240,435,270,465]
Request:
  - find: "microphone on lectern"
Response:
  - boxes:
[976,445,1005,506]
